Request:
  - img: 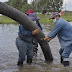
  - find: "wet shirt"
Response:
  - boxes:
[18,24,33,43]
[47,17,72,49]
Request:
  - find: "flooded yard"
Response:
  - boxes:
[0,23,72,72]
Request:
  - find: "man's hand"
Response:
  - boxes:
[32,28,40,35]
[44,36,52,42]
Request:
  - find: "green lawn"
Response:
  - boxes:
[0,15,18,24]
[37,14,72,24]
[0,13,72,24]
[61,13,72,22]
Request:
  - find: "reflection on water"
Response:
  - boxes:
[0,24,72,72]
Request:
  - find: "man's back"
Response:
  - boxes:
[18,24,33,43]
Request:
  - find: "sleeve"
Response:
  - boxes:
[36,20,42,30]
[47,23,63,38]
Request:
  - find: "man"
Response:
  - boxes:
[28,13,42,57]
[25,9,34,16]
[25,9,42,56]
[16,24,39,65]
[44,12,72,67]
[25,9,42,30]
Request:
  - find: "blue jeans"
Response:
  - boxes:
[59,45,72,61]
[16,38,33,61]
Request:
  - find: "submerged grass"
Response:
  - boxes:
[0,13,72,24]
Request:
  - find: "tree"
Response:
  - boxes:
[32,0,63,12]
[31,0,39,11]
[49,0,63,12]
[6,0,27,11]
[21,4,34,13]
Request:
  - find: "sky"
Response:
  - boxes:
[0,0,72,11]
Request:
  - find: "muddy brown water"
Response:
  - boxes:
[0,23,72,72]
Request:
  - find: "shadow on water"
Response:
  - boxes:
[0,24,72,72]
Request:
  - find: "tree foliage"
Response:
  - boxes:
[32,0,63,12]
[5,0,63,13]
[6,0,27,11]
[21,4,34,13]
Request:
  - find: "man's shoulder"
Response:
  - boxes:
[57,17,65,24]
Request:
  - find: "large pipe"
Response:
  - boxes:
[0,2,53,62]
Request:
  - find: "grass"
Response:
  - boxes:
[0,13,72,24]
[37,14,53,24]
[0,15,18,24]
[37,13,72,24]
[61,13,72,22]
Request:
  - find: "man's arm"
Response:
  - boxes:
[36,20,42,30]
[47,22,63,38]
[44,22,64,42]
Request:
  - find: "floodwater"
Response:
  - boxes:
[0,23,72,72]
